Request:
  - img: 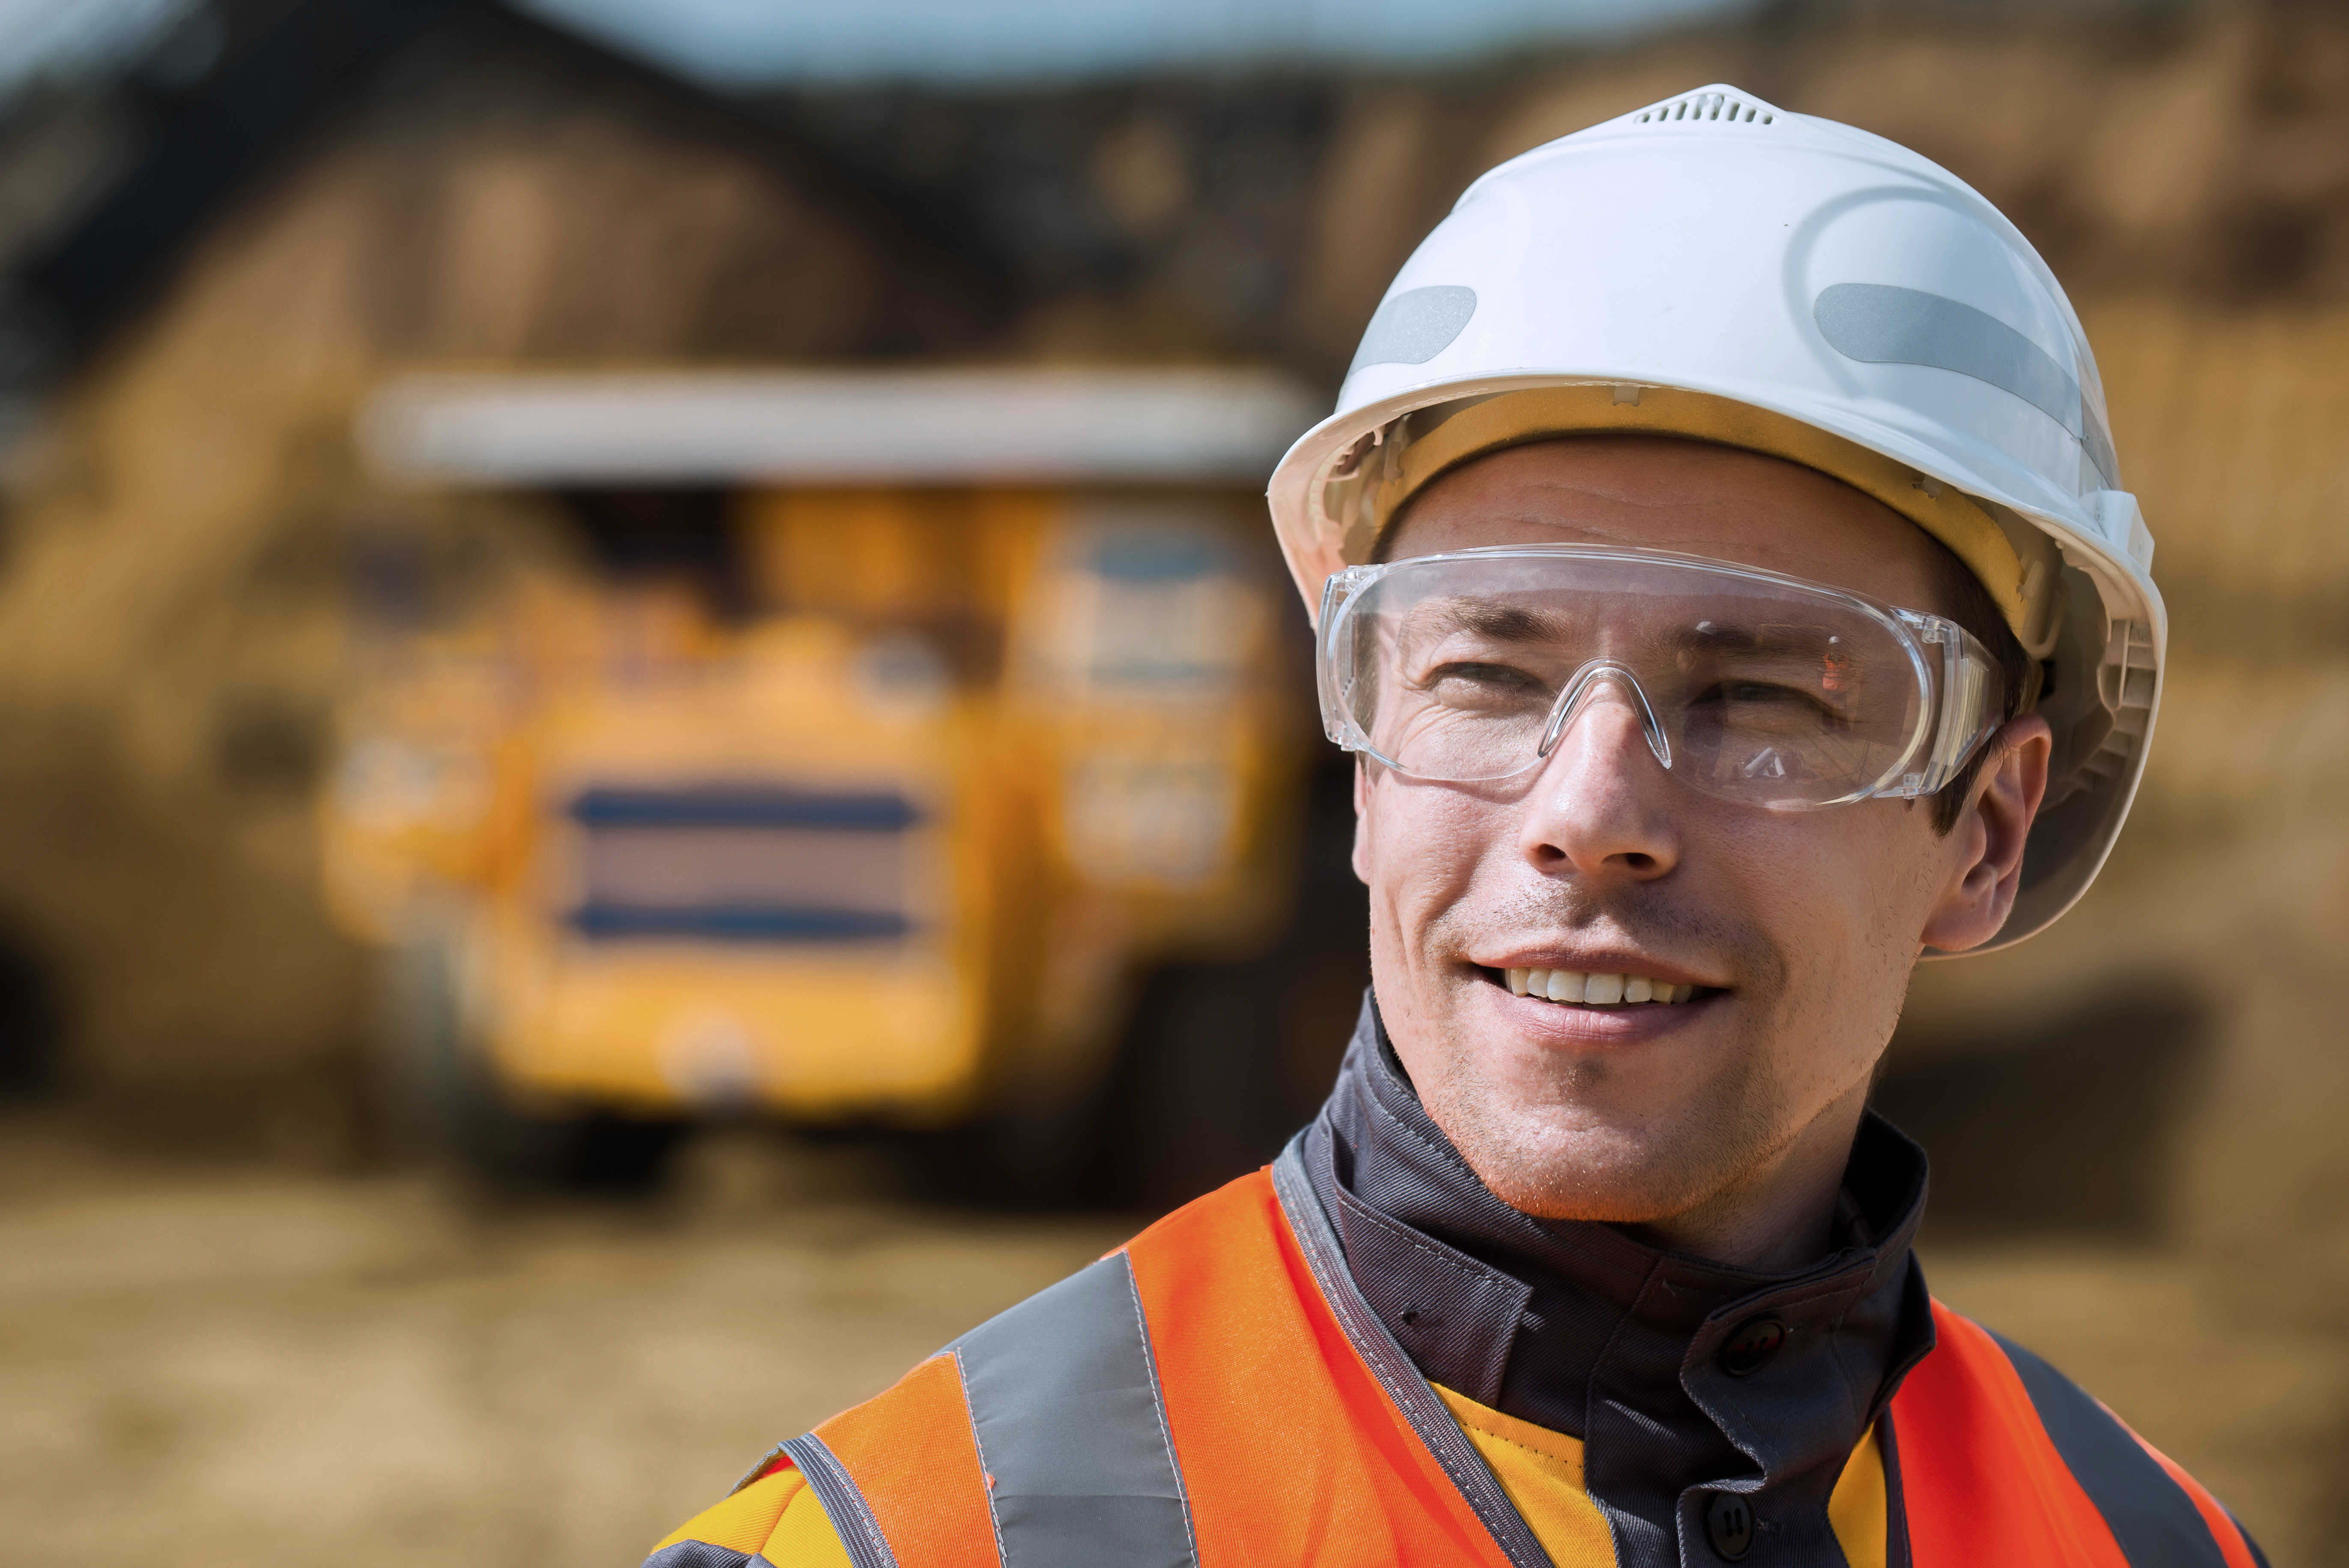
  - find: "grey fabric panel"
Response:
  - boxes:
[1271,1140,1559,1568]
[993,1494,1192,1550]
[778,1433,900,1568]
[954,1253,1196,1568]
[641,1543,761,1568]
[1330,1179,1531,1408]
[1990,1332,2234,1568]
[1349,285,1479,375]
[1814,282,2082,435]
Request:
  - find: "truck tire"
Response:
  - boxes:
[1094,755,1370,1213]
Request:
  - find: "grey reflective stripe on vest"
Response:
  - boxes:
[1271,1139,1558,1568]
[1989,1331,2242,1568]
[951,1252,1198,1568]
[778,1432,899,1568]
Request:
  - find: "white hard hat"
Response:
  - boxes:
[1268,83,2160,952]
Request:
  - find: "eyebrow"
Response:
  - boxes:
[1677,620,1842,656]
[1389,602,1842,658]
[1392,596,1576,647]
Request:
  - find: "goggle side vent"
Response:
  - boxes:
[1632,92,1774,127]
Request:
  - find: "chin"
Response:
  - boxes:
[1412,1033,1786,1222]
[1474,1147,1732,1225]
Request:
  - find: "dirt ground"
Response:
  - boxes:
[0,1115,1125,1568]
[3,1109,2335,1568]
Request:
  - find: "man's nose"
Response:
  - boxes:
[1518,681,1681,881]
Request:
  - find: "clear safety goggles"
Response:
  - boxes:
[1316,546,2007,809]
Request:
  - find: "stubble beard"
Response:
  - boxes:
[1387,889,1794,1226]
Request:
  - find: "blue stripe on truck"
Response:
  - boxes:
[568,787,919,832]
[568,906,910,942]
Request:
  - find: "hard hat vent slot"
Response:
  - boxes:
[1634,92,1773,126]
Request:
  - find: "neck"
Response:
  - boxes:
[1304,1002,1936,1473]
[1616,1082,1872,1270]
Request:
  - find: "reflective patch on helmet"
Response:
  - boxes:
[1348,285,1478,376]
[2075,347,2122,490]
[1814,282,2084,438]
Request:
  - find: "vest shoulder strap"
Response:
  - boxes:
[1892,1301,2264,1568]
[1129,1154,1533,1566]
[787,1349,992,1568]
[802,1249,1195,1568]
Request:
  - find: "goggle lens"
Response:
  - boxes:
[1321,548,2000,808]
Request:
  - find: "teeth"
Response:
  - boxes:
[1503,967,1700,1007]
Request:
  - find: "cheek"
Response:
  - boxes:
[1727,806,1944,1061]
[1839,802,1964,946]
[1360,783,1508,930]
[1730,804,1941,935]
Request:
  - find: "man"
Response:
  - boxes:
[644,86,2259,1567]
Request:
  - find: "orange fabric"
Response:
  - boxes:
[2129,1428,2262,1568]
[810,1350,999,1568]
[790,1185,2250,1568]
[1124,1168,1517,1567]
[1892,1302,2132,1568]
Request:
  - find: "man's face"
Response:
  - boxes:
[1357,435,2039,1233]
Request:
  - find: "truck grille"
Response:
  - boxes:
[563,785,919,943]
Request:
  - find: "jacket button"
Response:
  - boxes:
[1705,1492,1755,1561]
[1718,1315,1786,1377]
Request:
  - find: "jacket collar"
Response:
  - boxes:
[1303,994,1935,1568]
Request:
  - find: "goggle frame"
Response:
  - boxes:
[1315,544,2007,808]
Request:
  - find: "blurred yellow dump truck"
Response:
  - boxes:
[322,368,1324,1187]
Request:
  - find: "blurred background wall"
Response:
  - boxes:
[2,0,2347,1559]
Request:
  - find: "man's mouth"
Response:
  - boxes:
[1494,966,1705,1007]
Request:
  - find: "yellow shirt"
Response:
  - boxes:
[650,1464,851,1568]
[653,1391,1888,1567]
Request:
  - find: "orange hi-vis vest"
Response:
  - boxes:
[729,1148,2264,1568]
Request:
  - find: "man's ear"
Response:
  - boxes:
[1919,714,2053,953]
[1352,757,1374,886]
